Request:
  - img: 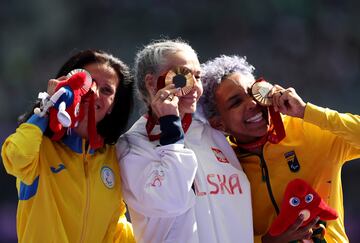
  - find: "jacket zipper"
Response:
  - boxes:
[79,142,91,243]
[258,153,280,215]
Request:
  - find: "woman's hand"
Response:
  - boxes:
[150,84,180,118]
[262,215,319,243]
[47,76,67,96]
[269,84,307,119]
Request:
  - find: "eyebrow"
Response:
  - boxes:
[227,94,242,104]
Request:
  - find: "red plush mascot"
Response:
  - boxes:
[269,179,338,240]
[35,69,103,149]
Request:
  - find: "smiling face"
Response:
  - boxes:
[74,63,119,138]
[213,72,268,143]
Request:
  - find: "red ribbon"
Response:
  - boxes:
[267,106,285,144]
[87,90,104,149]
[145,110,192,141]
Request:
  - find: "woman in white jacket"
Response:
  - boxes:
[116,38,254,243]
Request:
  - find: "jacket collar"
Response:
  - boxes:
[62,131,95,154]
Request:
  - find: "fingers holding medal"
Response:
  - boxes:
[156,86,178,102]
[252,79,305,117]
[269,84,286,111]
[152,84,180,117]
[251,79,288,112]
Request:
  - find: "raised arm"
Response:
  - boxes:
[304,103,360,149]
[271,85,360,159]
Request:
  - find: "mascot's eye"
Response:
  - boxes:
[305,193,314,203]
[289,197,300,207]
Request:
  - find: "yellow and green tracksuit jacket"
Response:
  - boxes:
[1,115,135,243]
[229,103,360,243]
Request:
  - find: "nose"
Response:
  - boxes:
[190,76,202,94]
[90,82,100,97]
[246,96,258,110]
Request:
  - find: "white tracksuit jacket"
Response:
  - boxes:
[117,116,253,243]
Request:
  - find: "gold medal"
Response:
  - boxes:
[251,80,273,106]
[165,66,195,96]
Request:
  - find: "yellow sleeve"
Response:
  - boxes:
[254,235,263,243]
[304,102,360,160]
[113,214,136,243]
[1,123,42,184]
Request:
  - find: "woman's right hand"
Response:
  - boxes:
[150,84,180,118]
[261,215,319,243]
[47,76,67,96]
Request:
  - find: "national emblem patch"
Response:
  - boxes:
[100,166,115,189]
[211,147,229,163]
[284,150,300,172]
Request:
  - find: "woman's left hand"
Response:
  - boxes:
[269,85,306,118]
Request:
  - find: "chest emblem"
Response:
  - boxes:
[100,166,115,189]
[147,169,165,187]
[211,147,229,163]
[284,150,300,172]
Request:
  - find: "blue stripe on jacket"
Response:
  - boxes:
[19,176,39,200]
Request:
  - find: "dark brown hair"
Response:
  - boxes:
[19,50,133,145]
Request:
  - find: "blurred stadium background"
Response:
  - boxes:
[1,0,359,242]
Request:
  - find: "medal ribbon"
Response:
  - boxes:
[145,110,192,141]
[267,106,285,144]
[87,89,104,149]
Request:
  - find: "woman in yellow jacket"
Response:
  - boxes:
[199,55,360,243]
[1,50,135,243]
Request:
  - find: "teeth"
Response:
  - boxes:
[246,113,263,123]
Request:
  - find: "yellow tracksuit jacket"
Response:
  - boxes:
[230,103,360,243]
[1,115,135,243]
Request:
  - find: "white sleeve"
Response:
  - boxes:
[118,142,198,218]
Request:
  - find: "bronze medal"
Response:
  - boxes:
[251,80,273,106]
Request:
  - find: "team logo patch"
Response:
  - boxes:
[284,151,300,172]
[50,163,66,174]
[211,147,229,163]
[100,166,115,189]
